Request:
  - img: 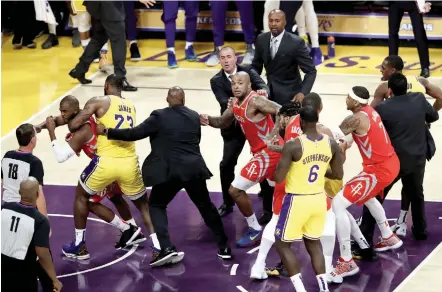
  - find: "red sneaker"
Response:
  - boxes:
[329,257,359,283]
[374,234,403,252]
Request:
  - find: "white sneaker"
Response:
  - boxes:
[391,222,407,237]
[250,263,268,280]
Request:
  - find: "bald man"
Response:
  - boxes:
[2,178,62,292]
[252,9,316,105]
[96,86,232,267]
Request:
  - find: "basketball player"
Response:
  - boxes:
[272,106,343,292]
[200,71,283,247]
[329,86,403,282]
[60,75,175,264]
[369,55,442,236]
[34,96,148,250]
[372,55,442,110]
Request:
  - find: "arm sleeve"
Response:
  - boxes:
[51,140,77,163]
[30,158,44,185]
[33,216,50,248]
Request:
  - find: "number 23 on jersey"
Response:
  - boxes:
[114,114,134,129]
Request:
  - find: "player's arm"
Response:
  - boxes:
[106,110,159,141]
[68,97,100,132]
[35,116,66,133]
[252,95,282,138]
[325,139,344,180]
[338,114,360,136]
[371,83,387,108]
[206,108,236,129]
[30,160,47,216]
[51,124,91,163]
[274,140,298,183]
[419,77,442,111]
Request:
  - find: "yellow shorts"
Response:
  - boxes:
[79,156,145,200]
[275,193,327,242]
[324,178,343,198]
[71,0,87,13]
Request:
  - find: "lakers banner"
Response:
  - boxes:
[134,9,442,40]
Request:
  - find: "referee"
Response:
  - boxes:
[68,0,156,91]
[1,178,62,292]
[1,123,54,291]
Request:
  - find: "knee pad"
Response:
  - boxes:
[78,12,91,33]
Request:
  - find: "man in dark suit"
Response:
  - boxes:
[252,9,317,105]
[211,46,274,224]
[69,0,155,91]
[97,86,232,267]
[355,73,438,256]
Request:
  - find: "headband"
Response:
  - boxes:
[349,90,368,104]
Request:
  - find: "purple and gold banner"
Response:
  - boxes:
[135,9,442,40]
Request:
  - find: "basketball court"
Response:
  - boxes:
[1,37,442,292]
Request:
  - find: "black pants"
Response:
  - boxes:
[220,130,273,214]
[279,1,303,34]
[253,0,265,35]
[149,179,228,249]
[388,2,430,69]
[74,17,127,77]
[359,163,426,245]
[11,1,36,45]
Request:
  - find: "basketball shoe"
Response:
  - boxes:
[265,261,288,277]
[391,221,407,237]
[62,241,90,260]
[217,247,232,260]
[374,234,403,252]
[115,224,143,250]
[329,257,359,282]
[115,227,146,250]
[150,246,185,267]
[236,227,263,248]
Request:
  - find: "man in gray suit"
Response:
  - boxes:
[252,9,317,105]
[69,0,155,91]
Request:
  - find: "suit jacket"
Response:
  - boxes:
[107,105,212,187]
[84,1,125,22]
[375,92,438,170]
[210,64,269,138]
[252,31,317,105]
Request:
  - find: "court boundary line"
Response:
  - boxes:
[48,213,138,279]
[230,263,239,276]
[1,71,101,142]
[392,242,442,292]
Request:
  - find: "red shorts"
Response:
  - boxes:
[232,149,281,191]
[343,154,399,206]
[89,182,122,203]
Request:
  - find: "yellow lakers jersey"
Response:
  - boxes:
[97,95,137,158]
[285,134,332,195]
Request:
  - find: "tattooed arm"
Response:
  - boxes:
[339,114,361,136]
[68,97,101,132]
[207,108,236,129]
[251,95,282,139]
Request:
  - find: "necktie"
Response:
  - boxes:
[228,74,234,82]
[271,38,278,59]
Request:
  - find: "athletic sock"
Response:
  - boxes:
[246,214,262,231]
[110,215,130,232]
[397,210,408,224]
[290,273,307,292]
[316,274,329,291]
[150,233,161,250]
[185,42,193,49]
[75,229,85,245]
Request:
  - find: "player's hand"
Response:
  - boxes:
[266,135,279,147]
[95,124,107,135]
[422,2,432,13]
[256,89,268,98]
[53,279,63,292]
[139,0,156,8]
[338,139,349,153]
[34,125,42,134]
[292,93,305,103]
[46,117,56,132]
[227,97,236,109]
[200,114,209,126]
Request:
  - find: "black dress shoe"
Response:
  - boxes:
[42,33,59,49]
[122,78,137,91]
[258,212,272,225]
[218,203,233,217]
[69,69,92,84]
[420,68,430,78]
[352,246,377,261]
